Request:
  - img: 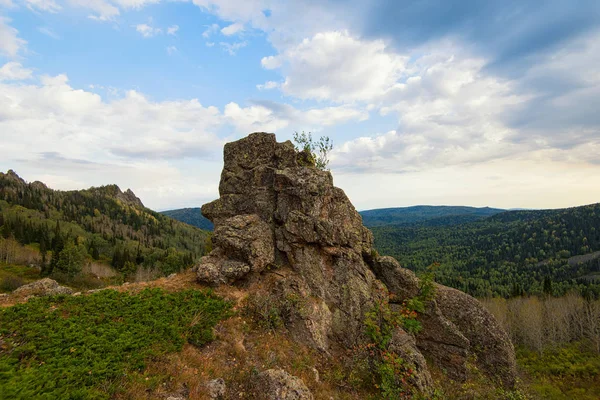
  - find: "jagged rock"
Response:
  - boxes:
[389,329,433,392]
[255,369,313,400]
[415,300,470,381]
[371,256,420,301]
[195,132,516,392]
[373,255,516,385]
[206,378,226,399]
[435,284,517,387]
[195,133,384,352]
[13,278,73,297]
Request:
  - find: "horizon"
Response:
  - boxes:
[4,167,595,214]
[1,1,600,211]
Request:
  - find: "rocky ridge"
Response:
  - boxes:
[194,132,517,394]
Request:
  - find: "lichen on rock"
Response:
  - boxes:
[194,132,517,393]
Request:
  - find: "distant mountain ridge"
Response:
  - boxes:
[359,205,505,227]
[160,208,213,231]
[163,204,506,231]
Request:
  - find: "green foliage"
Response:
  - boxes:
[369,203,600,298]
[242,291,307,331]
[0,264,40,293]
[518,343,600,378]
[362,279,437,398]
[0,275,25,292]
[517,343,600,400]
[293,131,333,171]
[56,239,87,277]
[0,171,211,281]
[160,207,214,231]
[0,288,232,399]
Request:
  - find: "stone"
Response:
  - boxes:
[194,132,517,393]
[13,278,73,297]
[389,329,433,393]
[435,284,517,387]
[416,300,470,381]
[206,378,226,399]
[255,369,313,400]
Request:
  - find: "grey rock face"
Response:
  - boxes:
[371,256,516,386]
[13,278,73,297]
[195,132,516,391]
[255,369,313,400]
[435,284,517,387]
[206,378,226,399]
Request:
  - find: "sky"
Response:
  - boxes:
[1,0,600,212]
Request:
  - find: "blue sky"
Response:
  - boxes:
[1,0,600,211]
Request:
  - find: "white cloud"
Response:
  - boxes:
[261,31,408,102]
[112,0,160,8]
[23,0,61,12]
[221,22,244,36]
[0,62,32,81]
[0,68,373,208]
[134,23,162,38]
[166,45,177,55]
[38,27,60,39]
[70,0,120,21]
[219,41,246,55]
[256,80,279,90]
[202,23,219,38]
[0,0,15,7]
[0,17,26,57]
[167,25,179,35]
[224,101,368,134]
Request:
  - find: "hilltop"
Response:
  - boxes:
[370,203,600,298]
[0,170,210,290]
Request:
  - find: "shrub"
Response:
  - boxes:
[0,288,232,399]
[0,275,25,292]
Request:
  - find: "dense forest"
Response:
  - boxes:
[360,205,505,227]
[160,207,213,231]
[369,204,600,298]
[0,170,210,283]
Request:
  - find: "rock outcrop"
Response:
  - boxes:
[13,278,73,297]
[194,132,516,392]
[254,369,313,400]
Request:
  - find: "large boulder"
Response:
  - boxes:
[13,278,73,297]
[371,256,516,386]
[254,369,313,400]
[194,132,516,392]
[435,284,517,387]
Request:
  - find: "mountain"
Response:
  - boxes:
[359,205,505,227]
[163,204,506,231]
[0,170,210,282]
[370,203,600,298]
[160,207,214,231]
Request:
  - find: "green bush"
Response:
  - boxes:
[0,275,25,292]
[0,288,232,399]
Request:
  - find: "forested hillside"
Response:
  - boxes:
[161,207,213,231]
[370,203,600,298]
[360,205,505,227]
[0,170,210,285]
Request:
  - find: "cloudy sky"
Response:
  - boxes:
[1,0,600,211]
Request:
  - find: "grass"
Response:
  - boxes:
[516,343,600,400]
[0,288,232,399]
[0,264,41,293]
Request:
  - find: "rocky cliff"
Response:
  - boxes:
[194,132,516,394]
